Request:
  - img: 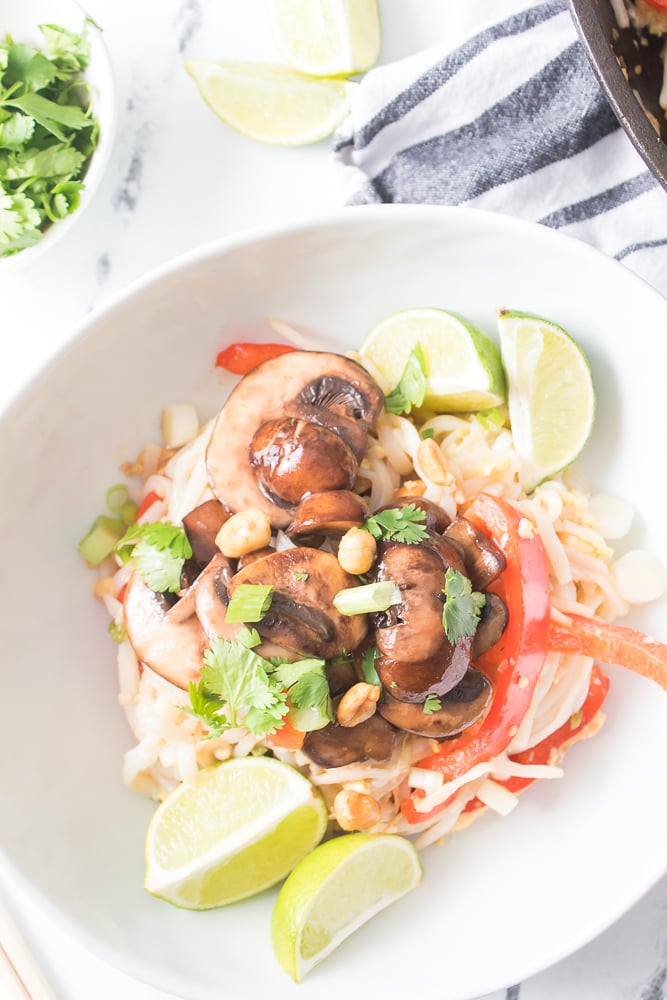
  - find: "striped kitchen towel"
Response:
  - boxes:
[332,0,667,298]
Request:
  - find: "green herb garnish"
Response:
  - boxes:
[441,568,486,643]
[360,646,382,689]
[225,584,274,623]
[384,343,428,415]
[333,581,402,616]
[115,522,192,594]
[423,694,442,715]
[0,22,101,257]
[363,503,429,545]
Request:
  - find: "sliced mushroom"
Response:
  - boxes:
[471,592,509,659]
[286,490,369,542]
[206,351,384,529]
[444,516,506,590]
[193,552,240,642]
[236,546,274,570]
[301,713,397,768]
[376,495,451,534]
[249,417,358,507]
[229,547,367,658]
[373,540,468,661]
[376,635,472,703]
[378,667,492,739]
[182,498,230,567]
[123,571,208,689]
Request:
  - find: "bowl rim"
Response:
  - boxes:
[568,0,667,191]
[3,202,667,999]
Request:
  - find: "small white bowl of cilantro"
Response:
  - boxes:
[0,0,116,263]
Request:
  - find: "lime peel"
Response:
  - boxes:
[185,59,353,146]
[144,757,328,909]
[497,308,596,492]
[359,307,506,413]
[271,832,422,981]
[271,0,382,77]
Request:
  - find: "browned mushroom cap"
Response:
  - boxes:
[376,495,451,534]
[301,713,397,768]
[472,592,509,659]
[236,546,274,570]
[249,417,358,507]
[376,634,472,703]
[123,571,208,689]
[229,547,367,658]
[206,351,384,529]
[373,540,468,661]
[377,667,492,739]
[286,490,370,542]
[182,499,230,567]
[444,515,506,590]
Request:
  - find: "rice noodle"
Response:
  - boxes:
[105,399,642,843]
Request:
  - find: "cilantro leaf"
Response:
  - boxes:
[116,521,192,593]
[0,23,99,257]
[267,657,335,724]
[423,694,442,715]
[363,503,429,545]
[200,637,288,737]
[184,679,229,738]
[384,343,428,415]
[441,568,486,643]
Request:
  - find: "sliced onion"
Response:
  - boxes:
[614,549,667,604]
[475,779,519,816]
[161,403,199,449]
[588,493,634,540]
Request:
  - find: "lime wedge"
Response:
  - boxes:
[359,307,506,412]
[144,757,328,909]
[184,60,353,145]
[497,308,596,492]
[271,0,381,77]
[271,832,422,981]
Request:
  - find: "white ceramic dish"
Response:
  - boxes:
[1,205,667,1000]
[0,0,116,267]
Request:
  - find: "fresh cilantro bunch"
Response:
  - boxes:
[0,21,101,256]
[441,568,486,643]
[116,521,192,594]
[185,632,334,740]
[363,503,429,545]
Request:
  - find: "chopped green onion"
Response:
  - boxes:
[78,515,125,566]
[420,427,435,440]
[108,619,126,644]
[286,702,331,733]
[106,483,130,513]
[333,581,401,616]
[477,407,506,430]
[226,584,275,623]
[119,498,138,525]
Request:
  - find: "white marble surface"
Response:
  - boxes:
[2,1,667,998]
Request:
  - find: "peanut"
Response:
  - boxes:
[333,788,382,831]
[336,682,380,728]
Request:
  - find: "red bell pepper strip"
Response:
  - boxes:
[215,342,297,375]
[401,493,551,824]
[548,614,667,693]
[463,664,609,814]
[135,490,163,521]
[264,718,305,751]
[643,0,667,11]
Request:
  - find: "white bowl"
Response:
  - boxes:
[1,204,667,1000]
[0,0,116,267]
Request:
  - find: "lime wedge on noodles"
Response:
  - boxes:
[271,0,382,77]
[497,308,596,492]
[144,757,328,909]
[271,832,422,982]
[185,60,353,145]
[359,307,506,412]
